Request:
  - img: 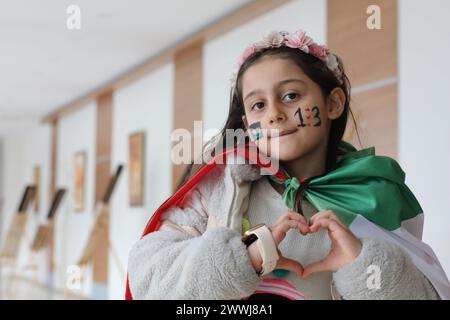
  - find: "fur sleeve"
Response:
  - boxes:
[127,187,260,299]
[332,238,440,299]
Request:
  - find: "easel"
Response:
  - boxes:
[31,189,66,252]
[0,185,37,299]
[71,165,124,297]
[25,189,66,298]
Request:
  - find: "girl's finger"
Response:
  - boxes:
[287,211,308,226]
[273,210,308,227]
[309,218,342,234]
[297,222,310,235]
[277,256,304,277]
[271,220,300,243]
[310,218,355,247]
[271,211,309,236]
[302,257,330,278]
[309,210,346,229]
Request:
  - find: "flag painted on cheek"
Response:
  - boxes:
[249,121,263,141]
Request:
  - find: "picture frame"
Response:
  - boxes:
[128,132,145,206]
[33,165,40,212]
[74,151,86,212]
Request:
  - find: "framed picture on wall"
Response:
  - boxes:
[33,165,40,212]
[128,131,145,206]
[74,151,86,212]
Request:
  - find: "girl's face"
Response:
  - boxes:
[241,56,344,161]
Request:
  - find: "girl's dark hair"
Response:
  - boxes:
[176,46,361,213]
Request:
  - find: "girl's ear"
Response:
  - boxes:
[242,115,249,129]
[327,87,346,120]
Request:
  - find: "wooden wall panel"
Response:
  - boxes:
[328,0,398,158]
[49,119,58,200]
[48,119,58,273]
[92,91,113,285]
[344,84,397,158]
[172,41,203,192]
[328,0,397,86]
[95,92,113,203]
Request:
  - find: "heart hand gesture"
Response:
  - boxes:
[302,210,362,278]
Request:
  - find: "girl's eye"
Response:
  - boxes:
[283,93,298,102]
[251,102,264,111]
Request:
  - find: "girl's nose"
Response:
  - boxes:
[267,104,287,125]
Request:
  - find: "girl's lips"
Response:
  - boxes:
[280,128,298,136]
[271,128,298,138]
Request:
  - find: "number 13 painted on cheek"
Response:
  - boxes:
[295,106,322,127]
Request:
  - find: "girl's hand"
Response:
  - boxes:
[302,210,362,278]
[248,211,309,277]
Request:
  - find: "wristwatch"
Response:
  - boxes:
[241,223,279,276]
[242,223,264,247]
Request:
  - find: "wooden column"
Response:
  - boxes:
[49,119,58,205]
[328,0,398,158]
[172,41,203,191]
[92,91,113,286]
[48,118,58,273]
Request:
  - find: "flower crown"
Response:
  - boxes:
[230,30,344,88]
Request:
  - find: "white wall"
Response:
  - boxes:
[203,0,327,139]
[0,138,3,242]
[0,123,51,285]
[109,63,174,299]
[399,0,450,276]
[55,103,96,297]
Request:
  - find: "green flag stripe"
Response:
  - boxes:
[301,143,423,231]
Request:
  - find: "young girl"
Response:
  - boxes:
[126,29,450,300]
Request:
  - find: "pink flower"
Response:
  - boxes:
[235,45,257,70]
[242,45,257,61]
[230,30,343,88]
[308,43,330,62]
[285,30,312,52]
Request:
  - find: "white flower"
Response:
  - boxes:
[256,31,285,49]
[326,53,339,71]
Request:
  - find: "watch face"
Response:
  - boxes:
[243,233,258,247]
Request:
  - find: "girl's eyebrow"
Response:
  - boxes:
[244,78,306,102]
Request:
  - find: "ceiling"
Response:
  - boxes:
[0,0,252,132]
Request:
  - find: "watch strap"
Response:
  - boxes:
[251,225,279,276]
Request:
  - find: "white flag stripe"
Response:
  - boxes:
[350,214,450,299]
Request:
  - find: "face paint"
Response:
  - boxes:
[311,106,322,127]
[249,121,263,141]
[295,106,322,128]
